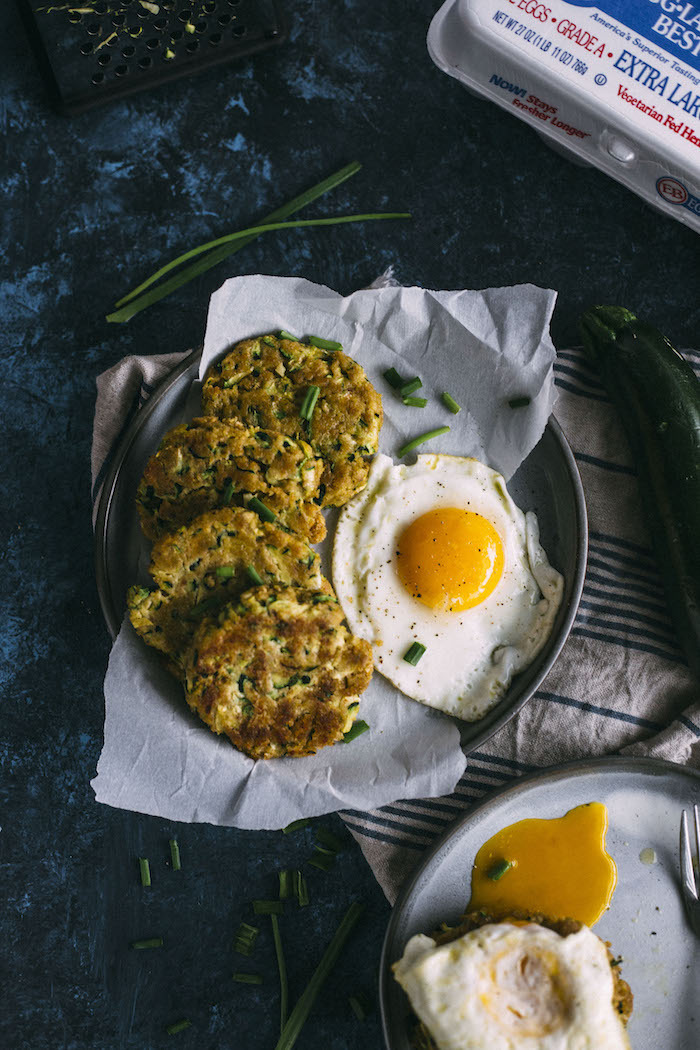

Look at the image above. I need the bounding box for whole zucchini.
[579,306,700,676]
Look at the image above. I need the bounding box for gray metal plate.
[94,348,587,756]
[380,757,700,1050]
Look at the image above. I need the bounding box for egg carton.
[18,0,286,115]
[428,0,700,234]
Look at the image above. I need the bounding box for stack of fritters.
[128,331,380,759]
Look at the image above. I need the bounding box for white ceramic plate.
[380,757,700,1050]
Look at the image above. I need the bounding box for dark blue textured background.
[2,1,699,1048]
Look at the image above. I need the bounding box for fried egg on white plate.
[393,922,631,1050]
[331,453,563,720]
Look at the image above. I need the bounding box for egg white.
[393,923,631,1050]
[332,453,563,720]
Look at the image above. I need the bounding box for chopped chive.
[253,899,284,914]
[222,480,235,505]
[294,870,309,907]
[402,396,427,408]
[138,858,151,888]
[487,858,513,881]
[186,597,219,620]
[403,642,426,666]
[508,396,531,409]
[233,939,256,957]
[300,385,320,422]
[279,870,291,899]
[248,497,276,523]
[383,367,404,389]
[441,392,461,414]
[315,827,344,853]
[234,922,259,955]
[236,934,257,950]
[166,1019,192,1035]
[279,330,300,342]
[273,901,365,1050]
[216,565,235,580]
[246,564,264,586]
[233,972,263,985]
[398,426,450,458]
[399,376,422,397]
[307,335,342,351]
[312,844,337,857]
[283,818,311,835]
[271,913,289,1034]
[342,720,370,743]
[348,995,370,1021]
[169,839,181,871]
[308,850,336,872]
[131,937,163,949]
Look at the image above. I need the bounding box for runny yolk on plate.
[467,802,617,927]
[395,507,504,612]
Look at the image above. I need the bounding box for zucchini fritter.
[183,586,374,759]
[127,507,326,670]
[136,416,326,543]
[201,333,383,507]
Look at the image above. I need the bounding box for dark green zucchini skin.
[580,306,700,676]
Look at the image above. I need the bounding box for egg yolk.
[395,507,504,612]
[467,803,617,927]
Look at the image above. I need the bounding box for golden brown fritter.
[127,507,326,670]
[201,333,383,507]
[136,416,326,543]
[182,585,374,759]
[408,910,633,1050]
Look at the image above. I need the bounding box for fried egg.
[332,453,563,720]
[393,922,631,1050]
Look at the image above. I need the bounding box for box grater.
[18,0,287,115]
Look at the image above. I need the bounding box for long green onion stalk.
[273,901,365,1050]
[271,913,289,1035]
[106,162,410,322]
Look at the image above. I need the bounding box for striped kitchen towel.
[91,350,188,524]
[92,344,700,903]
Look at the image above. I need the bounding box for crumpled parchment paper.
[92,275,557,829]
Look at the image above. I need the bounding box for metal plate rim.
[378,754,700,1050]
[459,413,587,755]
[94,348,200,639]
